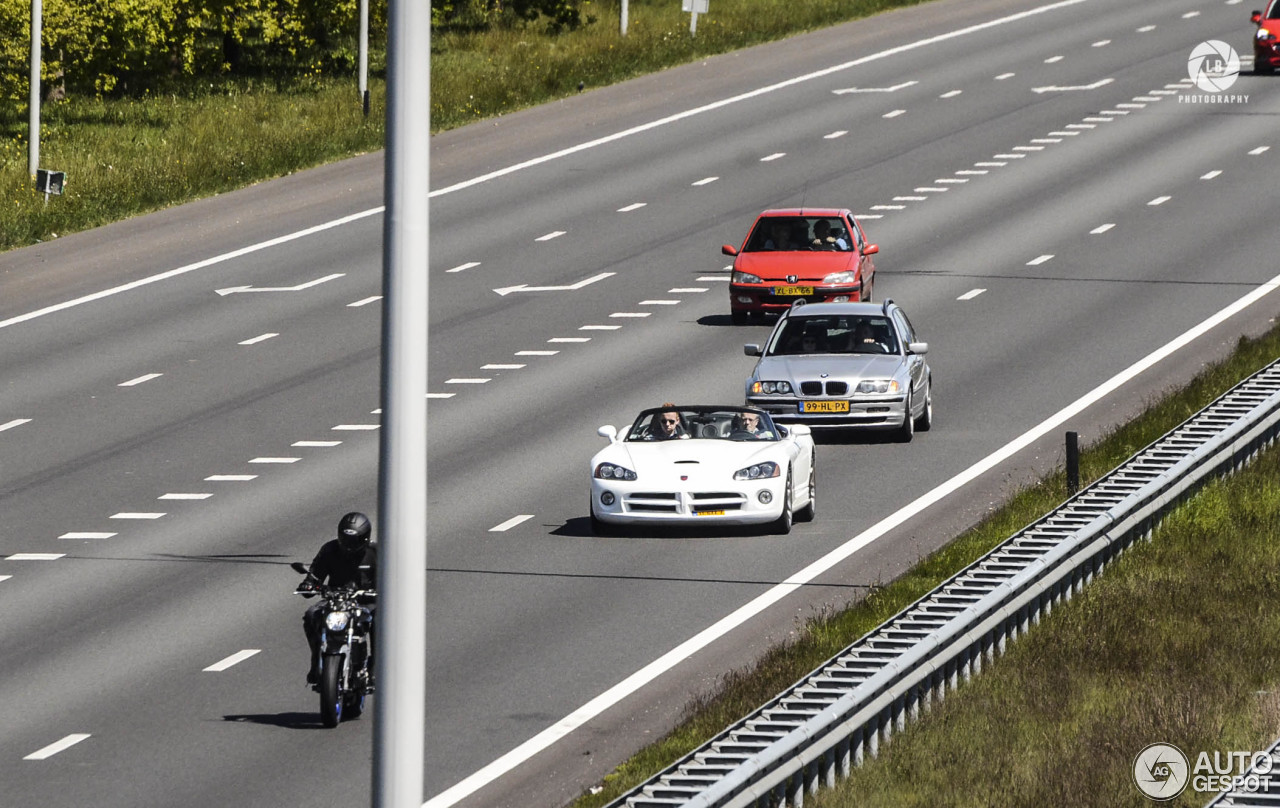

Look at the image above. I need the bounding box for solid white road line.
[204,649,261,672]
[423,267,1280,808]
[489,515,535,532]
[24,734,91,760]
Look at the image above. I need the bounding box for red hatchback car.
[722,208,878,325]
[1253,2,1280,73]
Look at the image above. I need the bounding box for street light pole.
[359,0,370,116]
[28,0,42,176]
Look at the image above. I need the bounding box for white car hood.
[755,353,905,381]
[596,440,782,486]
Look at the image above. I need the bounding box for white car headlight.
[734,461,780,480]
[594,462,637,481]
[855,379,901,394]
[325,611,350,631]
[751,380,793,395]
[732,270,764,284]
[822,271,858,284]
[1258,28,1276,42]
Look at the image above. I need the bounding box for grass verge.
[568,321,1280,807]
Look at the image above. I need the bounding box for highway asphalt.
[2,0,1278,806]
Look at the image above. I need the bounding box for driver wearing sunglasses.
[646,404,690,441]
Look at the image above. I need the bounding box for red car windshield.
[744,217,852,253]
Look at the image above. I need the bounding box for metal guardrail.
[1205,735,1280,807]
[608,360,1280,808]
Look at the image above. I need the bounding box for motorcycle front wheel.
[320,655,345,728]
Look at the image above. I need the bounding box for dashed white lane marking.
[640,300,680,306]
[1030,138,1061,144]
[517,350,559,356]
[1115,102,1146,109]
[549,337,591,343]
[994,153,1027,159]
[483,363,526,369]
[1091,223,1116,234]
[894,196,927,202]
[958,289,986,300]
[112,512,165,519]
[206,474,258,481]
[294,440,342,447]
[833,80,918,94]
[960,168,993,173]
[535,231,566,242]
[860,214,883,220]
[580,325,622,331]
[24,734,91,760]
[446,378,490,384]
[1013,145,1045,151]
[427,393,456,399]
[871,205,906,211]
[446,262,481,274]
[1083,116,1112,122]
[1048,131,1078,136]
[609,312,651,319]
[1148,196,1171,206]
[995,72,1015,80]
[490,515,534,532]
[1137,24,1156,32]
[1133,96,1160,102]
[692,177,719,186]
[824,130,848,139]
[1027,255,1055,266]
[617,203,647,212]
[1181,9,1199,17]
[670,288,708,294]
[935,178,968,184]
[882,109,906,118]
[0,575,10,583]
[1045,55,1064,63]
[159,493,212,500]
[1249,146,1270,156]
[1099,109,1130,116]
[119,373,162,387]
[1066,123,1096,129]
[7,553,64,560]
[239,333,278,346]
[940,89,963,98]
[249,457,300,464]
[348,296,383,306]
[915,187,948,193]
[204,649,261,672]
[1,418,32,432]
[1092,39,1111,47]
[760,152,786,162]
[698,276,730,282]
[1201,170,1222,180]
[59,532,116,539]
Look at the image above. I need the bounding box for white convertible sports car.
[589,405,816,535]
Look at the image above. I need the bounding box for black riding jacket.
[304,540,377,591]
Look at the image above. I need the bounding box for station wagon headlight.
[855,379,900,394]
[734,461,780,481]
[732,270,764,284]
[595,462,637,481]
[325,611,350,632]
[751,380,793,395]
[822,271,857,284]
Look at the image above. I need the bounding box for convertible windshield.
[626,408,780,441]
[742,216,852,253]
[767,315,899,356]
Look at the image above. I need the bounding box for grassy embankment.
[0,0,926,254]
[569,323,1280,807]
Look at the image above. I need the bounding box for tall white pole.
[690,7,698,36]
[28,0,42,176]
[373,0,428,804]
[620,0,628,36]
[358,0,370,115]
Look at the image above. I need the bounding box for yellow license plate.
[800,400,850,413]
[695,509,726,516]
[775,286,814,296]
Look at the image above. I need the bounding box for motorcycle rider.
[296,512,378,684]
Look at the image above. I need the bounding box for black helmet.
[337,512,371,553]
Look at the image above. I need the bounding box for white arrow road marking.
[493,272,614,296]
[25,734,91,760]
[833,80,917,94]
[1033,77,1114,93]
[216,273,344,296]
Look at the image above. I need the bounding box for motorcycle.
[291,561,375,728]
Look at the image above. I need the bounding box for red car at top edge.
[722,208,879,325]
[1253,1,1280,73]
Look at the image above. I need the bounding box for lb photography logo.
[1181,40,1249,104]
[1133,743,1276,801]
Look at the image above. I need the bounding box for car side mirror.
[721,244,739,257]
[1253,10,1263,24]
[789,424,812,437]
[744,343,762,357]
[863,243,879,256]
[598,425,618,443]
[907,341,929,355]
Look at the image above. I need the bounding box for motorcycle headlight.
[325,611,351,631]
[855,379,900,394]
[594,462,637,481]
[732,270,764,284]
[822,271,858,284]
[751,380,793,395]
[734,461,780,481]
